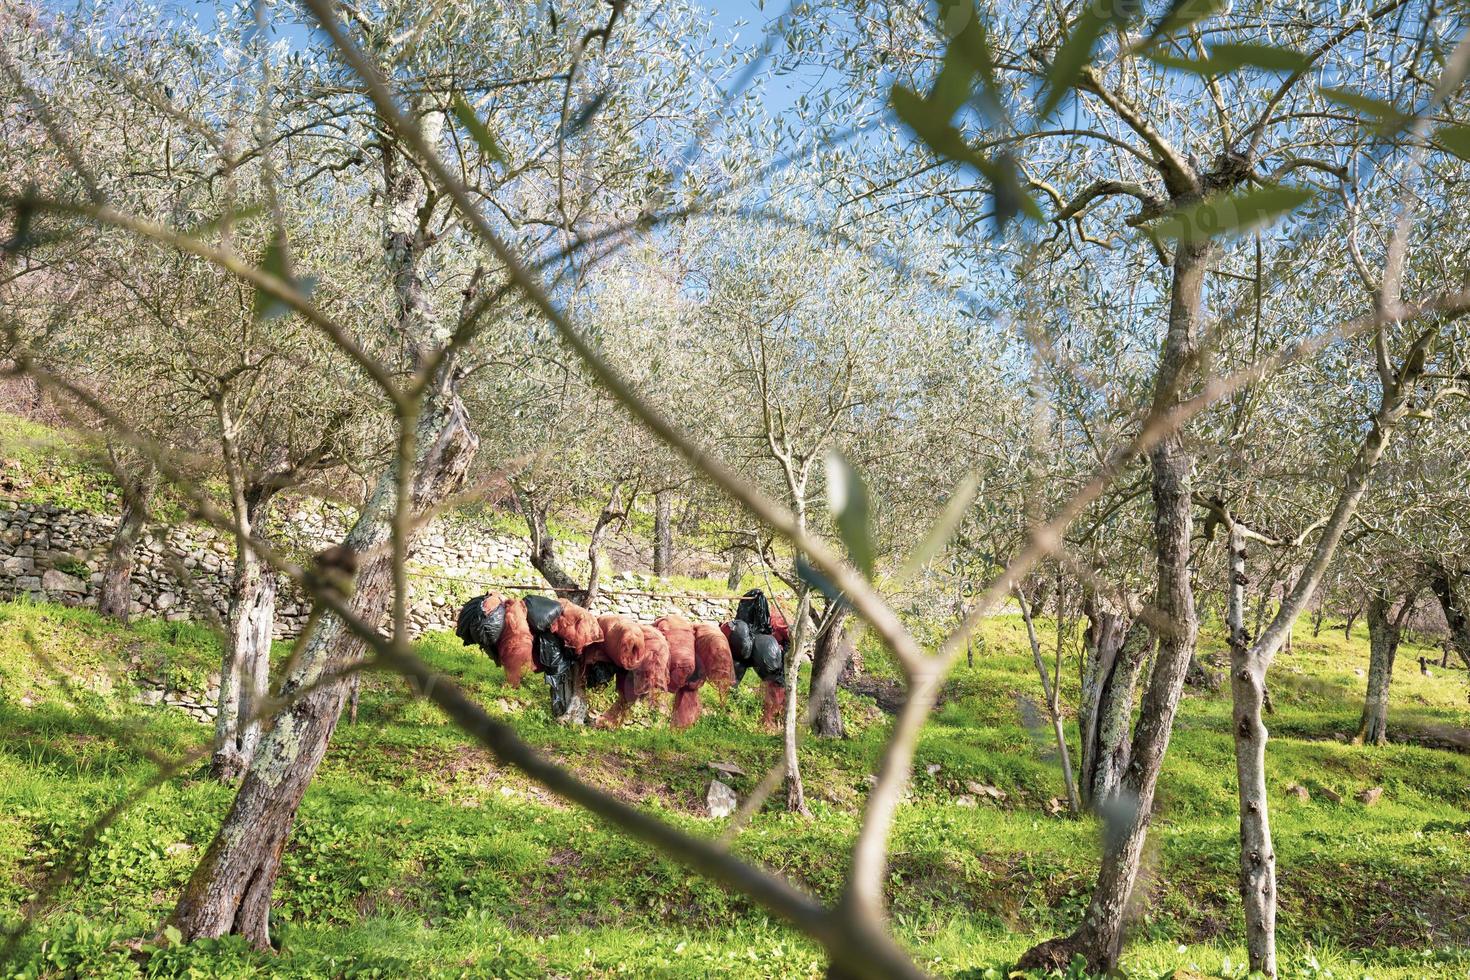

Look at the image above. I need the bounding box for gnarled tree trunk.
[725,546,745,590]
[1354,589,1398,746]
[1430,567,1470,671]
[515,486,585,602]
[1077,599,1150,813]
[213,537,277,780]
[171,393,476,948]
[97,460,153,621]
[1355,588,1419,746]
[213,486,280,781]
[809,601,852,738]
[171,105,478,949]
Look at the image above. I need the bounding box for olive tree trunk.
[1224,522,1277,977]
[171,105,478,948]
[1223,324,1427,977]
[1077,603,1151,812]
[1430,567,1470,671]
[808,601,852,739]
[652,489,672,577]
[212,534,278,781]
[1017,588,1080,815]
[97,462,153,621]
[1018,235,1212,974]
[170,394,476,947]
[1353,589,1397,746]
[783,588,814,815]
[725,546,745,590]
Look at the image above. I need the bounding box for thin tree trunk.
[1225,523,1277,977]
[1353,588,1397,746]
[1219,324,1428,977]
[1018,235,1212,974]
[97,464,152,621]
[726,547,745,590]
[1252,582,1272,642]
[1017,588,1080,815]
[809,602,852,739]
[652,489,672,577]
[1343,602,1360,641]
[783,588,813,815]
[1311,604,1324,637]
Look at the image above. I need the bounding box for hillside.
[1,599,1466,978]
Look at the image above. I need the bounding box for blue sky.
[145,0,817,120]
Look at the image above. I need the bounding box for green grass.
[0,599,1467,978]
[0,411,118,513]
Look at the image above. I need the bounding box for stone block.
[41,568,87,593]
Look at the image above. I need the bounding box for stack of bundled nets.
[457,589,783,730]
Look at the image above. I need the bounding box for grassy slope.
[0,411,118,513]
[0,600,1466,979]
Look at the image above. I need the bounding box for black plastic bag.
[532,631,574,675]
[752,633,785,685]
[726,620,754,687]
[456,595,506,659]
[523,593,564,632]
[455,595,486,646]
[584,660,617,689]
[735,589,772,634]
[727,619,754,664]
[478,600,505,649]
[547,670,575,716]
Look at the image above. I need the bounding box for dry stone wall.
[0,498,743,636]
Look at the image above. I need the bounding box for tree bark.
[171,393,475,948]
[1018,235,1212,974]
[809,602,852,739]
[725,546,745,590]
[581,480,627,609]
[97,462,153,621]
[213,532,277,780]
[1077,601,1150,813]
[783,588,813,815]
[652,489,672,577]
[212,476,280,780]
[1225,523,1277,978]
[1353,588,1398,746]
[515,485,586,602]
[1429,567,1470,671]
